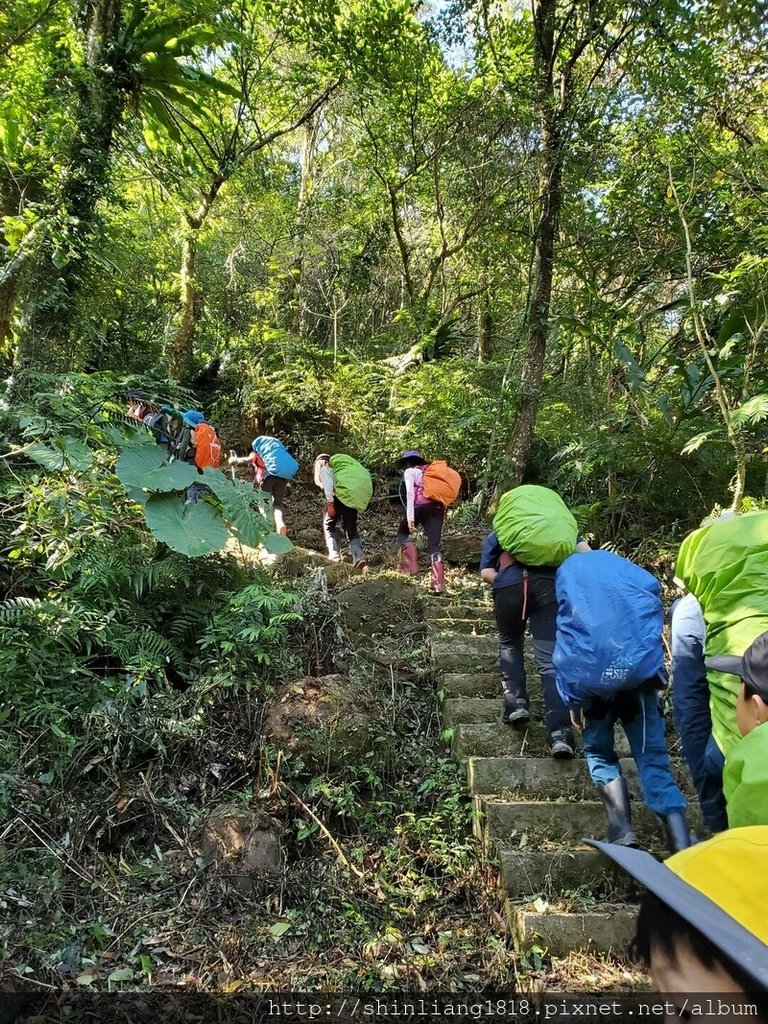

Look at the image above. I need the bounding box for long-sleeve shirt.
[403,466,427,523]
[318,465,335,502]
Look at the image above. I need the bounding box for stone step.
[499,849,633,899]
[453,721,633,760]
[431,636,497,673]
[478,798,663,847]
[454,722,559,758]
[424,603,494,622]
[429,618,497,636]
[507,902,637,957]
[469,754,693,800]
[468,756,596,800]
[444,697,543,727]
[441,673,501,698]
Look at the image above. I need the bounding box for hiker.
[674,509,768,823]
[395,450,461,595]
[314,453,371,570]
[670,592,728,834]
[175,410,222,502]
[480,484,589,759]
[555,549,691,853]
[706,630,768,829]
[588,828,768,1004]
[143,404,178,453]
[229,435,298,536]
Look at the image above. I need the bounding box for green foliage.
[0,372,297,772]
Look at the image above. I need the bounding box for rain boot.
[324,517,342,563]
[596,778,639,847]
[663,811,692,853]
[350,538,367,572]
[399,541,419,576]
[430,553,446,595]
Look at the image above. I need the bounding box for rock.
[335,577,423,638]
[293,528,325,551]
[265,674,375,772]
[201,803,284,891]
[440,534,485,566]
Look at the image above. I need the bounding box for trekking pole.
[229,449,238,481]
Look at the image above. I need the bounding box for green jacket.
[725,723,768,829]
[675,510,768,757]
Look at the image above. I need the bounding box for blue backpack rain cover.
[553,550,664,709]
[251,436,299,480]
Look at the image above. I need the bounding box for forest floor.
[0,485,646,1000]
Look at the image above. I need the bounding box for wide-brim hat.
[706,630,768,699]
[182,410,205,427]
[586,826,768,989]
[398,449,426,465]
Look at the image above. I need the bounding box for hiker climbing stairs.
[426,591,696,962]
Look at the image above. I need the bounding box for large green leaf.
[117,444,198,491]
[201,469,271,548]
[144,494,228,556]
[263,533,293,554]
[27,438,93,473]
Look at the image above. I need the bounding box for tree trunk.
[170,225,198,380]
[499,0,562,491]
[0,260,20,350]
[477,266,492,362]
[15,0,124,366]
[291,116,320,337]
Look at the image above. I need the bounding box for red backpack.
[422,460,462,507]
[193,423,222,469]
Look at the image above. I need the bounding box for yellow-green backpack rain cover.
[675,510,768,757]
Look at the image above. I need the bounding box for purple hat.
[399,449,426,464]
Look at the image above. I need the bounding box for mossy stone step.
[499,849,633,900]
[507,902,638,957]
[454,722,558,758]
[468,756,595,799]
[441,673,537,698]
[424,603,494,622]
[453,721,631,760]
[478,797,663,847]
[444,697,544,727]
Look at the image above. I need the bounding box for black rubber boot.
[663,811,692,853]
[596,778,639,847]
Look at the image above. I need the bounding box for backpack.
[252,436,299,480]
[422,460,462,508]
[328,454,373,512]
[193,423,222,469]
[553,550,665,708]
[492,485,577,566]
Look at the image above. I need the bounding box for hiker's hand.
[570,709,584,731]
[326,503,336,519]
[408,521,416,534]
[227,454,238,465]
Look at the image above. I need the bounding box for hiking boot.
[399,541,419,576]
[549,728,575,760]
[350,539,366,572]
[502,698,530,725]
[663,811,693,854]
[430,554,446,595]
[596,778,639,847]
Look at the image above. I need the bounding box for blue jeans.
[670,595,727,832]
[493,572,570,736]
[582,683,687,817]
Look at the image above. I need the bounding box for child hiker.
[554,548,691,854]
[314,453,371,570]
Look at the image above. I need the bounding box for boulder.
[265,674,374,772]
[201,803,284,891]
[441,533,485,566]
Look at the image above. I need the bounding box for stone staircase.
[426,592,692,962]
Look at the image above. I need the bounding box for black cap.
[706,629,768,698]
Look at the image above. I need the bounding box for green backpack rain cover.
[492,485,577,567]
[329,454,373,512]
[675,510,768,758]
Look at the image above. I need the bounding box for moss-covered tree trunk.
[15,0,125,367]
